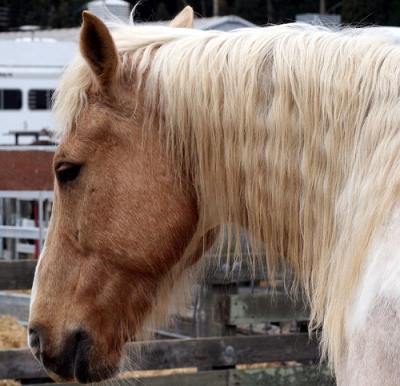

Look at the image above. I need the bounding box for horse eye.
[56,163,82,185]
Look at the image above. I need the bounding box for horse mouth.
[42,351,120,384]
[29,326,120,383]
[46,364,119,384]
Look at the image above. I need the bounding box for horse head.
[27,7,210,383]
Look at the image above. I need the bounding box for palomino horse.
[28,7,400,385]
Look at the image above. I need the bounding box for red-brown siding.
[0,149,55,190]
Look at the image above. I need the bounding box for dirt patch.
[237,361,297,369]
[0,380,21,386]
[121,368,197,378]
[0,316,25,386]
[0,315,28,349]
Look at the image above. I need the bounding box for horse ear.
[80,11,120,87]
[170,6,194,28]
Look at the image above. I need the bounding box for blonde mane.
[53,23,400,371]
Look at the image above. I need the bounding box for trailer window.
[0,89,22,110]
[28,89,54,110]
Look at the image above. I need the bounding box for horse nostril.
[28,328,41,360]
[40,328,86,382]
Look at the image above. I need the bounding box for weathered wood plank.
[228,293,310,324]
[0,260,36,290]
[124,334,320,371]
[228,366,335,386]
[32,367,335,386]
[107,371,226,386]
[0,348,48,379]
[196,284,236,339]
[0,334,321,379]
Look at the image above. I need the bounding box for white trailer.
[0,39,77,145]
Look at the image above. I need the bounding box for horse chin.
[47,372,75,384]
[41,353,120,384]
[75,362,120,384]
[45,359,120,384]
[47,369,119,384]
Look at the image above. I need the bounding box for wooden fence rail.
[0,260,36,290]
[228,293,310,324]
[0,334,321,379]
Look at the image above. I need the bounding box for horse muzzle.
[28,325,119,383]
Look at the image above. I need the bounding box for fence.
[0,259,335,385]
[0,190,53,260]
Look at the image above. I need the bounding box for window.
[0,89,22,110]
[28,89,54,110]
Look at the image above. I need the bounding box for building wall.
[0,148,55,190]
